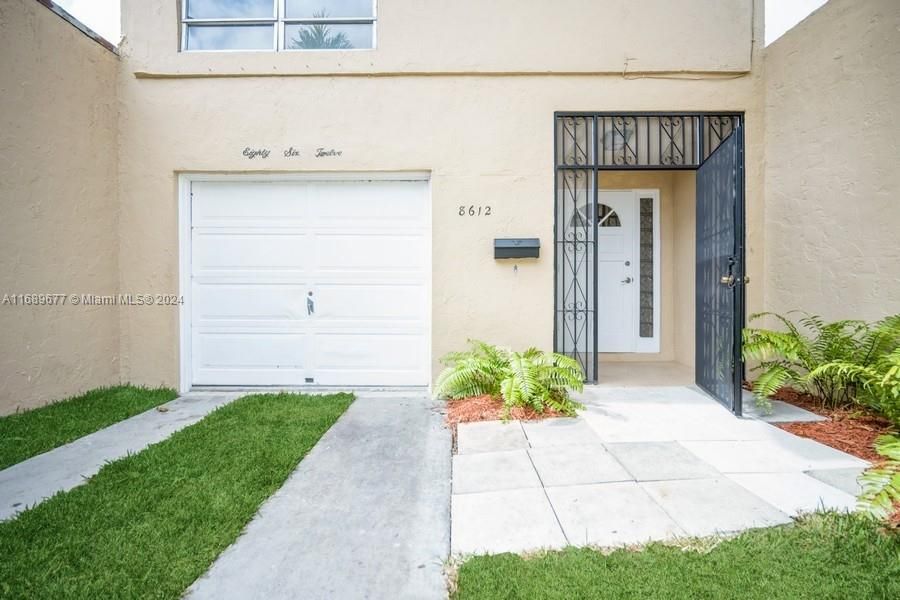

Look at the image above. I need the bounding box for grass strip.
[0,392,353,599]
[454,513,900,600]
[0,385,178,470]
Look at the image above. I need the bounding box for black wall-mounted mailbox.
[494,238,540,259]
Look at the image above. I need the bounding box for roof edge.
[34,0,118,55]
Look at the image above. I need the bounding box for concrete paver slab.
[452,450,540,494]
[547,482,685,547]
[528,445,632,487]
[451,488,566,555]
[521,418,602,447]
[605,442,721,481]
[741,391,827,423]
[680,434,868,474]
[726,472,857,516]
[641,478,792,537]
[457,421,528,454]
[805,467,865,496]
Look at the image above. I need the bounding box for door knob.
[720,275,735,286]
[621,277,633,284]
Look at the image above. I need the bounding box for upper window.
[181,0,376,51]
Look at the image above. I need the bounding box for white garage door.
[189,179,430,387]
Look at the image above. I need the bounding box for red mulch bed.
[764,387,895,462]
[446,395,564,425]
[445,395,564,450]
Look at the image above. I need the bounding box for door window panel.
[639,197,654,338]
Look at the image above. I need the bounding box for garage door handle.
[306,292,315,316]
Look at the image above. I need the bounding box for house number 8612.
[458,205,492,216]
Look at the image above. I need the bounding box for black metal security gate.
[695,128,744,414]
[554,113,745,413]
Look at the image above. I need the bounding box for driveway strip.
[0,392,240,521]
[187,393,451,600]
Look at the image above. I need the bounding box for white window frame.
[180,0,377,52]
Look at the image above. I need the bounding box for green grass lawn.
[454,514,900,600]
[0,392,352,600]
[0,385,177,470]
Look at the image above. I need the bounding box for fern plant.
[435,340,585,416]
[742,312,900,413]
[809,346,900,427]
[857,434,900,522]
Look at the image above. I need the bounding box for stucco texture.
[127,0,754,76]
[0,0,120,414]
[115,0,767,390]
[764,0,900,322]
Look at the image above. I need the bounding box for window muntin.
[181,0,376,51]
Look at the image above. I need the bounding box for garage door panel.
[192,283,310,323]
[192,332,312,385]
[313,283,427,321]
[309,181,427,227]
[315,334,423,369]
[193,232,312,275]
[315,234,426,271]
[193,182,309,228]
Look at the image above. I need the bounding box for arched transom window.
[569,203,621,229]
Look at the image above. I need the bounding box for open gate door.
[695,125,745,415]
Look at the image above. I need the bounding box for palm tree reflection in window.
[289,11,353,49]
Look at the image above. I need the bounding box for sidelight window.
[181,0,376,51]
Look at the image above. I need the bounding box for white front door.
[596,191,637,352]
[189,179,430,387]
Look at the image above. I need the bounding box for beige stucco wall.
[116,0,766,390]
[127,0,753,76]
[673,171,697,367]
[0,0,120,414]
[764,0,900,322]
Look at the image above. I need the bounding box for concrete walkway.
[0,391,240,521]
[187,393,452,600]
[451,386,868,555]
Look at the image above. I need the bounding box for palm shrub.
[435,340,585,416]
[742,312,900,414]
[857,434,900,522]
